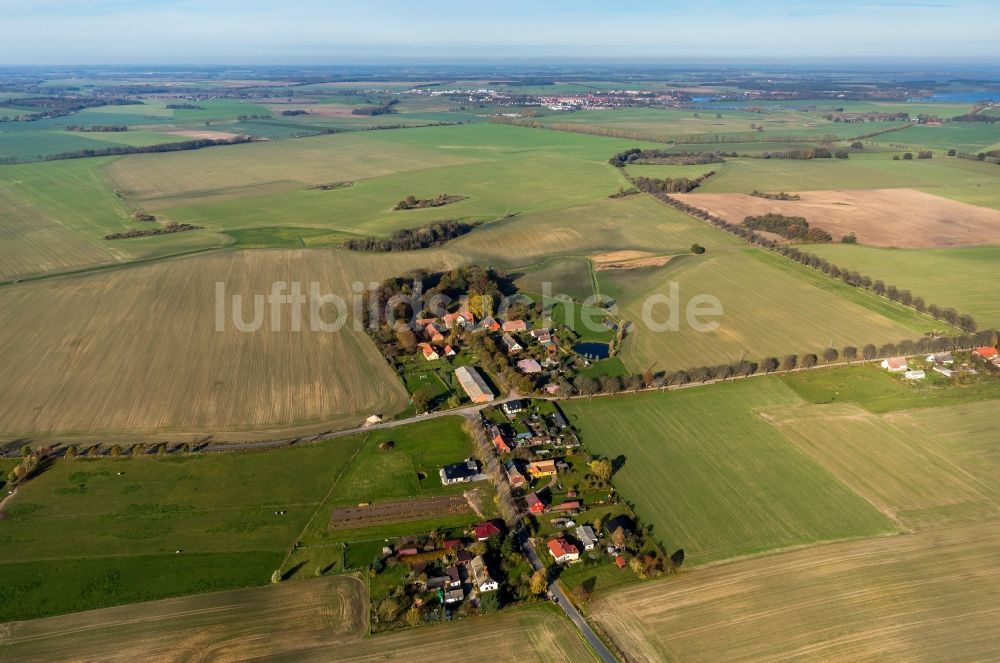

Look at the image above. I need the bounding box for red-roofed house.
[493,430,513,453]
[551,500,581,513]
[443,344,457,357]
[424,323,445,344]
[480,316,501,332]
[418,342,439,361]
[881,356,908,372]
[526,491,546,514]
[547,537,580,564]
[502,320,527,332]
[443,539,462,550]
[473,522,501,541]
[615,555,628,569]
[973,346,998,360]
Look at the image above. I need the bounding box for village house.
[881,356,908,372]
[502,399,526,416]
[492,427,513,454]
[502,319,528,332]
[424,322,445,343]
[904,369,926,380]
[443,344,457,357]
[551,500,581,514]
[927,352,954,365]
[470,554,499,592]
[418,342,439,361]
[528,459,557,478]
[526,491,546,514]
[547,537,580,564]
[473,521,502,541]
[479,316,501,332]
[443,310,475,329]
[576,525,598,551]
[973,346,999,361]
[517,358,542,374]
[501,333,523,354]
[454,365,495,403]
[439,458,480,485]
[444,588,465,604]
[505,459,526,488]
[445,564,463,589]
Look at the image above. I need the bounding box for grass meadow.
[0,417,477,621]
[562,378,895,565]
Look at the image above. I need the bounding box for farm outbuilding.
[454,366,495,403]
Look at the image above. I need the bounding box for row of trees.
[65,125,128,132]
[546,329,997,399]
[344,220,477,252]
[754,147,848,160]
[104,222,198,240]
[632,182,980,334]
[750,190,800,200]
[46,135,254,161]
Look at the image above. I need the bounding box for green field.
[625,150,1000,209]
[604,245,938,372]
[532,106,855,142]
[804,243,1000,328]
[0,417,478,621]
[876,122,1000,153]
[563,378,895,564]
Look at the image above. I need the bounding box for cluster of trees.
[393,194,467,210]
[632,185,979,333]
[352,98,399,116]
[363,266,515,332]
[750,190,800,200]
[236,114,272,121]
[344,220,477,252]
[45,135,254,161]
[132,212,156,222]
[165,103,204,110]
[280,109,309,116]
[104,222,198,240]
[608,186,639,198]
[951,113,998,123]
[743,213,833,243]
[6,447,45,488]
[756,147,847,160]
[954,150,1000,165]
[64,124,128,132]
[632,172,715,195]
[608,148,728,167]
[0,96,140,122]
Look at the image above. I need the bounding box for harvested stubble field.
[0,576,368,663]
[591,521,1000,663]
[677,188,1000,248]
[0,250,415,440]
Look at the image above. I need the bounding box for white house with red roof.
[547,537,580,564]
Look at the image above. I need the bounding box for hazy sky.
[1,0,997,64]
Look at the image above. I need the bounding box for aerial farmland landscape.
[2,2,1000,662]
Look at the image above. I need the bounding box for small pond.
[573,342,611,360]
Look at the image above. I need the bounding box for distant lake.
[911,92,999,103]
[573,342,610,360]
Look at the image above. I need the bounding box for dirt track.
[678,188,1000,248]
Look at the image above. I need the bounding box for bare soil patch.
[591,250,672,271]
[328,494,472,531]
[166,129,245,140]
[677,188,1000,248]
